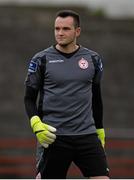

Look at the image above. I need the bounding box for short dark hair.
[56,10,80,28]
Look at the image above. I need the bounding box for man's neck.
[55,44,79,54]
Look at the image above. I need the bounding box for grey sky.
[0,0,134,18]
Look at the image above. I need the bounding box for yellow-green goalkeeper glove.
[30,116,57,148]
[96,128,105,147]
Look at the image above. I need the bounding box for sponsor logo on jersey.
[28,61,37,72]
[78,58,88,69]
[49,59,64,63]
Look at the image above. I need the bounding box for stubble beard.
[58,39,75,48]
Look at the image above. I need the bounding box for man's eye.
[63,27,70,30]
[55,27,60,30]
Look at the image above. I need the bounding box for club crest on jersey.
[78,58,88,69]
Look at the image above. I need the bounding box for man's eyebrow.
[55,26,71,29]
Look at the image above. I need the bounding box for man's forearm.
[24,86,38,119]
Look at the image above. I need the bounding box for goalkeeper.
[24,10,109,179]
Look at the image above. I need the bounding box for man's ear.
[76,27,81,37]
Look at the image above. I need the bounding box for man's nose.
[58,29,64,35]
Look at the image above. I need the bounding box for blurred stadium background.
[0,0,134,178]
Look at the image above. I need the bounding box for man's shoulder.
[80,46,103,70]
[80,46,100,57]
[32,46,55,59]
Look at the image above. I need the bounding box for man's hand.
[30,116,57,148]
[96,128,105,147]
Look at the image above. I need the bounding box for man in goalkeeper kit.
[24,10,109,179]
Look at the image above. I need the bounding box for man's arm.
[24,86,56,148]
[92,82,105,147]
[91,53,105,147]
[92,82,103,129]
[24,53,57,148]
[24,86,38,119]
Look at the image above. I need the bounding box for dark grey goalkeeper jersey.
[25,45,103,135]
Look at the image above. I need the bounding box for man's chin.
[58,43,68,47]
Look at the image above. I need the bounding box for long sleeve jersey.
[24,45,103,135]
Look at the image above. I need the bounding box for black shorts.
[36,133,109,178]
